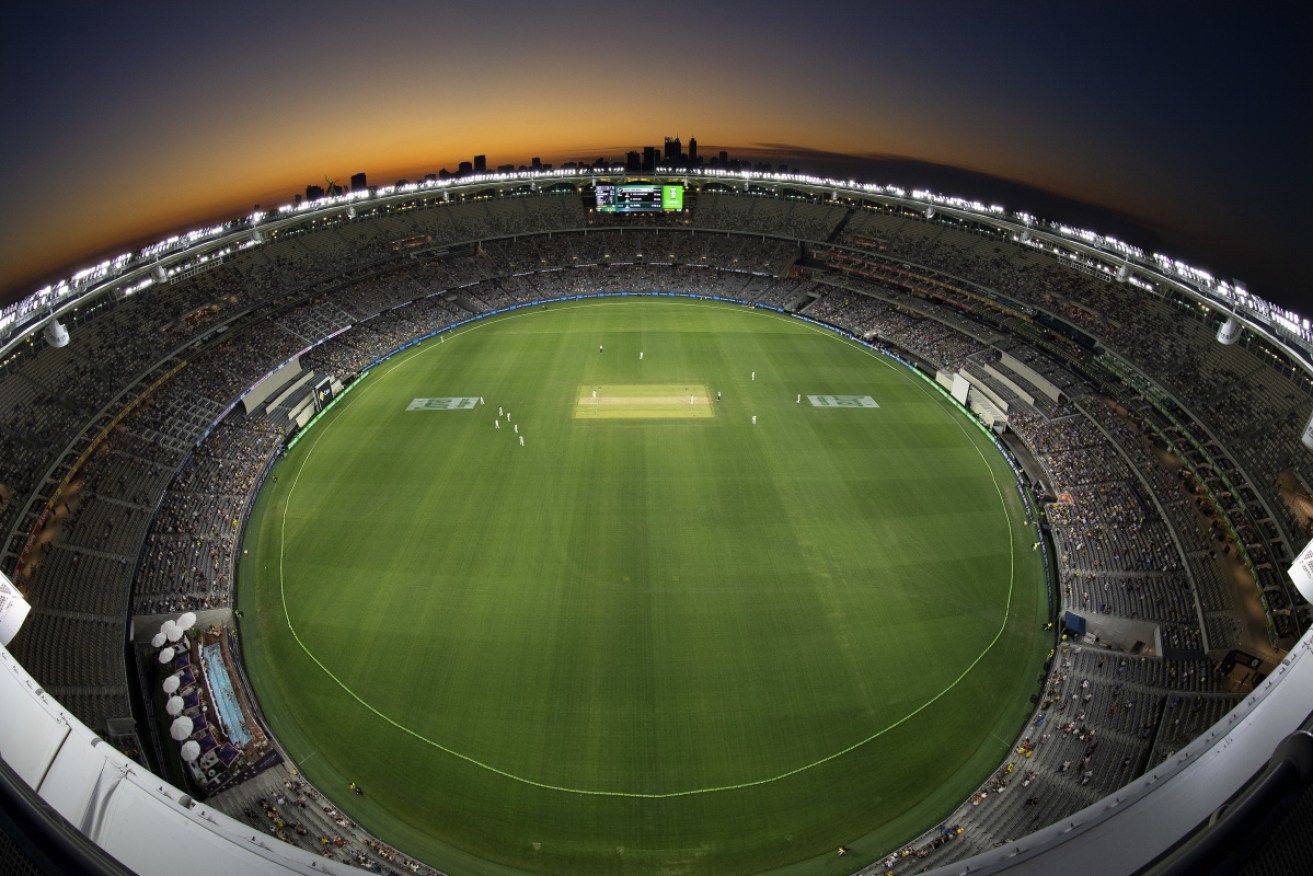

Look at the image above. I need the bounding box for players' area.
[238,298,1048,876]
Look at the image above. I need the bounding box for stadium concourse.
[1,179,1311,875]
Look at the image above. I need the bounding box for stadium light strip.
[3,168,1311,370]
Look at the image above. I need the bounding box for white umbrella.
[178,612,197,631]
[169,716,194,741]
[165,696,185,716]
[158,647,175,664]
[160,620,178,637]
[150,633,167,648]
[165,624,184,643]
[162,675,180,695]
[180,740,201,762]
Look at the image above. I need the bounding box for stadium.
[2,169,1312,876]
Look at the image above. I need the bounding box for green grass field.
[238,298,1049,875]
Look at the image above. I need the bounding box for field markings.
[405,397,480,411]
[807,395,879,408]
[273,299,1025,799]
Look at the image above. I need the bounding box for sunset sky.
[3,2,1308,310]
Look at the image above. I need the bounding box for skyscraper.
[663,137,681,166]
[688,138,698,167]
[350,172,368,192]
[473,155,487,173]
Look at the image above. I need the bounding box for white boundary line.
[271,298,1028,798]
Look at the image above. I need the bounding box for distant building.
[305,184,325,201]
[497,164,514,173]
[473,155,487,173]
[688,138,698,166]
[663,137,681,166]
[350,172,367,192]
[625,151,641,172]
[458,161,473,175]
[642,146,657,172]
[531,157,542,170]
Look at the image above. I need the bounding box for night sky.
[3,2,1309,311]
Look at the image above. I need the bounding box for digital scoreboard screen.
[595,184,684,213]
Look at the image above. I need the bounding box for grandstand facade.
[2,169,1312,875]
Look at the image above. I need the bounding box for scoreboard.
[596,184,684,213]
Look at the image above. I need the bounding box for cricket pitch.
[574,383,715,419]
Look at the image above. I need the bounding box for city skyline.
[2,2,1307,309]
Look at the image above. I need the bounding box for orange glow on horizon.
[1,123,1126,309]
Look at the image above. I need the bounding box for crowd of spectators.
[5,190,1309,561]
[223,766,442,874]
[830,211,1309,581]
[802,285,988,370]
[133,417,283,616]
[884,641,1238,874]
[850,353,1289,869]
[2,188,1310,874]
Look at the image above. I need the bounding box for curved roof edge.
[924,629,1313,875]
[3,169,1308,369]
[0,644,384,876]
[3,628,1311,876]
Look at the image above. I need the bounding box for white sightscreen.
[241,356,303,414]
[0,569,31,646]
[1288,537,1313,603]
[951,372,971,406]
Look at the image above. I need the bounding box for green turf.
[238,298,1049,875]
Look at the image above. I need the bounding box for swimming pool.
[202,643,252,747]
